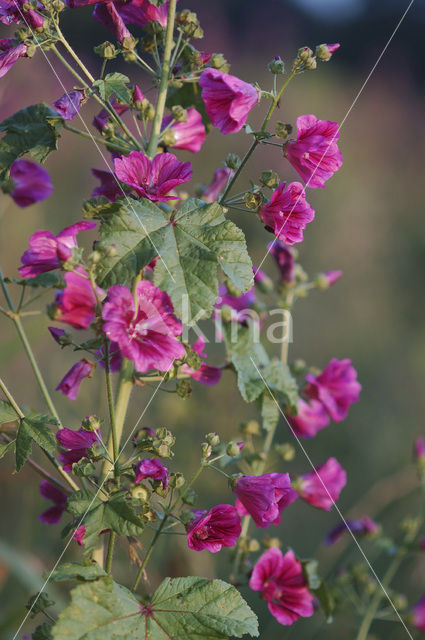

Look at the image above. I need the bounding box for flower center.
[195,525,209,540]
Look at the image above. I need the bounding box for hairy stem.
[146,0,177,158]
[104,342,119,480]
[105,531,116,574]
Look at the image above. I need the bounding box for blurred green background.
[1,0,425,637]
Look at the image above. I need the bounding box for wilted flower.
[38,481,67,524]
[267,241,296,285]
[56,426,100,472]
[249,548,314,626]
[0,0,45,28]
[305,358,361,422]
[102,280,185,373]
[162,108,206,153]
[8,159,53,208]
[53,90,85,121]
[288,398,330,439]
[296,458,347,511]
[134,458,169,488]
[181,336,222,386]
[199,68,259,134]
[19,221,96,278]
[234,473,297,528]
[286,114,342,189]
[93,2,131,43]
[186,504,241,552]
[56,359,95,401]
[114,151,192,201]
[0,39,27,78]
[53,269,103,330]
[259,181,315,245]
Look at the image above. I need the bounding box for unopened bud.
[88,250,102,265]
[275,121,292,139]
[263,536,281,549]
[297,46,313,62]
[169,472,185,489]
[185,349,201,370]
[131,485,150,502]
[171,105,188,122]
[162,129,177,147]
[94,41,117,59]
[205,432,220,446]
[226,442,242,458]
[140,98,155,122]
[182,489,197,505]
[268,56,285,75]
[225,153,241,171]
[81,415,102,432]
[414,437,425,464]
[248,538,260,552]
[315,43,340,62]
[52,0,65,11]
[275,443,295,461]
[244,191,262,210]
[156,428,175,446]
[240,420,260,435]
[210,53,228,71]
[176,378,192,398]
[201,442,212,458]
[122,50,137,63]
[304,56,317,70]
[260,170,280,189]
[104,244,117,259]
[154,443,172,458]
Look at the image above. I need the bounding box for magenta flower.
[259,181,315,246]
[215,284,257,325]
[0,39,27,78]
[0,0,45,27]
[162,108,206,153]
[93,2,131,44]
[297,458,347,511]
[93,100,128,132]
[414,437,425,461]
[286,115,342,189]
[96,340,123,373]
[91,168,122,202]
[412,595,425,631]
[116,0,175,28]
[249,548,314,626]
[102,280,185,373]
[134,458,169,488]
[56,359,95,401]
[267,241,296,285]
[288,398,330,439]
[202,168,232,202]
[133,85,144,104]
[54,269,103,330]
[56,426,100,472]
[53,90,85,121]
[325,516,379,545]
[8,159,53,208]
[38,481,67,524]
[233,473,297,529]
[316,43,340,61]
[181,336,222,386]
[114,151,192,202]
[199,68,259,134]
[323,270,342,286]
[19,221,96,278]
[305,358,361,422]
[73,525,86,546]
[48,327,66,344]
[186,504,241,553]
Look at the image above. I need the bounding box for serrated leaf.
[67,490,145,554]
[261,360,299,414]
[48,562,107,583]
[260,391,279,431]
[0,103,62,176]
[223,322,269,402]
[0,400,18,424]
[93,73,131,103]
[94,197,253,324]
[15,416,57,472]
[52,576,259,640]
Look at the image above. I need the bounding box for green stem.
[220,69,297,204]
[146,0,177,158]
[104,341,119,480]
[63,124,132,153]
[105,531,116,574]
[54,22,95,83]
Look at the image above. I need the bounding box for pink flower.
[162,108,206,153]
[54,269,103,330]
[259,181,315,246]
[114,151,192,202]
[412,594,425,631]
[286,115,342,189]
[288,398,330,439]
[323,270,342,286]
[267,241,296,284]
[0,0,45,27]
[38,481,67,524]
[134,458,169,488]
[19,221,96,278]
[305,358,361,422]
[53,90,85,121]
[73,525,86,546]
[0,39,27,78]
[202,168,232,202]
[186,504,241,552]
[93,2,132,44]
[215,284,257,325]
[316,43,340,62]
[199,68,259,134]
[325,516,379,545]
[132,84,144,104]
[116,0,175,28]
[91,168,122,202]
[56,426,100,472]
[8,159,53,208]
[249,548,314,626]
[414,437,425,461]
[297,458,347,511]
[102,280,185,373]
[233,473,297,529]
[56,359,95,401]
[181,336,222,386]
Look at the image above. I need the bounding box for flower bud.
[156,428,175,446]
[185,349,201,370]
[162,129,177,147]
[176,378,192,398]
[104,244,117,259]
[315,270,343,290]
[225,153,241,171]
[239,420,260,435]
[154,443,172,458]
[297,46,313,62]
[122,50,137,63]
[226,442,242,458]
[88,250,102,265]
[263,535,282,549]
[132,84,144,107]
[304,56,317,70]
[140,98,155,122]
[205,432,220,446]
[176,10,203,38]
[131,485,150,502]
[243,191,262,210]
[291,358,306,374]
[315,43,340,62]
[210,53,229,71]
[182,489,197,505]
[260,170,280,189]
[171,105,188,122]
[275,121,292,139]
[275,443,295,461]
[81,415,102,432]
[201,442,212,459]
[268,56,285,75]
[248,538,260,552]
[169,472,185,488]
[94,41,117,59]
[52,0,65,11]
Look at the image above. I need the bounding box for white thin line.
[250,357,414,639]
[12,374,167,640]
[254,0,415,277]
[11,1,175,283]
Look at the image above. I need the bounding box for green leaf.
[0,439,15,459]
[312,581,334,623]
[93,73,131,103]
[15,415,57,472]
[95,197,253,324]
[260,391,279,432]
[0,103,63,176]
[48,562,107,583]
[67,490,145,554]
[33,623,53,640]
[0,400,18,424]
[222,322,269,402]
[52,576,259,640]
[261,360,299,414]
